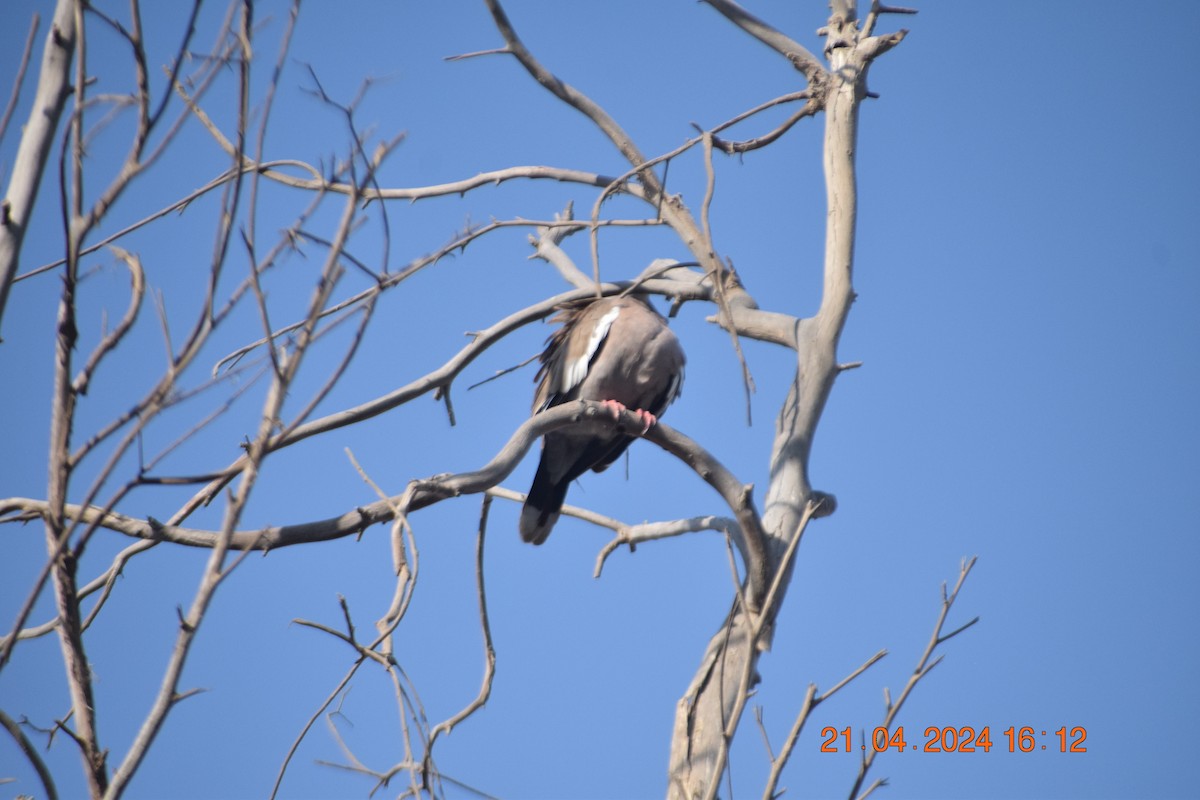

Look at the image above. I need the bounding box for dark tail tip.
[520,469,567,545]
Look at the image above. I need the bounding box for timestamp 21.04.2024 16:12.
[819,726,1088,754]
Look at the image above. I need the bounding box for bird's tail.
[519,464,568,545]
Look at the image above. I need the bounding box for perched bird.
[519,294,685,545]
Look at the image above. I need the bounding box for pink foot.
[599,400,655,434]
[601,399,627,420]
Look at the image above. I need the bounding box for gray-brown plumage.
[519,294,685,545]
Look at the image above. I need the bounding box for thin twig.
[846,557,979,800]
[271,662,366,800]
[71,247,145,395]
[425,495,496,767]
[762,649,887,800]
[0,707,58,800]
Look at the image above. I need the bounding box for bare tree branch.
[3,402,769,604]
[700,0,827,85]
[761,648,888,800]
[528,202,594,289]
[847,557,979,800]
[481,0,664,202]
[594,515,740,579]
[71,248,144,395]
[0,707,59,800]
[0,0,75,338]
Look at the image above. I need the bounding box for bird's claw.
[633,409,657,434]
[601,399,627,420]
[601,400,656,434]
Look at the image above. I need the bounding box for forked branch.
[848,557,979,800]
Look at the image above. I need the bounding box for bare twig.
[701,132,756,424]
[0,707,59,800]
[846,557,979,800]
[40,3,108,791]
[271,663,366,800]
[426,495,496,768]
[863,1,919,39]
[527,202,594,289]
[594,515,739,578]
[71,247,145,395]
[482,0,662,199]
[761,649,887,800]
[705,98,821,154]
[762,684,816,800]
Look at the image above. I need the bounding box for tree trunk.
[666,4,894,795]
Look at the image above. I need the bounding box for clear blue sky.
[2,2,1198,799]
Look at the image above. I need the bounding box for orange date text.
[819,726,1088,754]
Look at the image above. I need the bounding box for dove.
[519,295,685,544]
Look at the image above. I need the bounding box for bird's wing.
[532,297,622,413]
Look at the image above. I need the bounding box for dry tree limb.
[42,4,107,791]
[704,98,822,155]
[700,132,756,424]
[481,0,662,200]
[527,202,594,290]
[594,516,740,579]
[0,706,59,800]
[0,0,76,336]
[3,402,771,606]
[480,0,748,329]
[484,485,740,581]
[863,0,919,39]
[701,0,828,86]
[477,0,804,422]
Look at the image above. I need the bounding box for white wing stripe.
[562,305,620,394]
